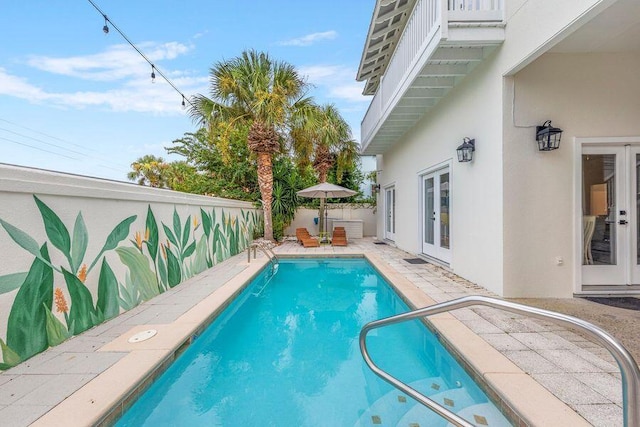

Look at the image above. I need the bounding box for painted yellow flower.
[145,228,150,241]
[193,217,200,230]
[77,264,88,283]
[134,231,143,250]
[54,287,68,314]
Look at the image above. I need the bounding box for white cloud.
[279,31,338,47]
[26,42,192,82]
[0,68,208,115]
[0,42,208,115]
[299,65,369,103]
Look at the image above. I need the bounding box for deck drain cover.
[404,258,428,264]
[128,329,157,343]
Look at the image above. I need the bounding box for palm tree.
[127,154,170,188]
[190,50,313,241]
[292,104,360,234]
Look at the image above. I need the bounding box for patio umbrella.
[297,182,357,238]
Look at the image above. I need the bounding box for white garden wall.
[285,206,376,237]
[0,164,259,368]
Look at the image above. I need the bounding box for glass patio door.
[422,167,450,263]
[384,186,395,241]
[581,145,640,285]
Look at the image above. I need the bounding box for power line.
[86,0,194,111]
[0,136,78,160]
[0,127,87,156]
[0,121,130,171]
[0,118,101,153]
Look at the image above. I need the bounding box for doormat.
[404,258,428,264]
[584,297,640,311]
[373,242,387,245]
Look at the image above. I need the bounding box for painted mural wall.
[0,165,260,369]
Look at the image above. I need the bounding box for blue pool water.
[117,258,512,426]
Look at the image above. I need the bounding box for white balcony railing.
[361,0,503,148]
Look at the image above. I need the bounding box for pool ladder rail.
[248,240,279,278]
[359,295,640,427]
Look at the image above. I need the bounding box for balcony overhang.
[358,0,504,155]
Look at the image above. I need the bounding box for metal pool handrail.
[359,295,640,427]
[248,241,278,266]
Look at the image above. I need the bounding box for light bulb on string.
[102,15,109,34]
[181,96,186,110]
[151,65,156,83]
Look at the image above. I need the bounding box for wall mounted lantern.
[456,137,475,162]
[371,183,381,193]
[536,120,563,151]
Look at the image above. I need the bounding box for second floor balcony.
[357,0,505,154]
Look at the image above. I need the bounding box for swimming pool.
[116,258,512,426]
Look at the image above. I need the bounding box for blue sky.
[0,0,374,181]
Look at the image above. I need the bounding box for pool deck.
[0,238,629,426]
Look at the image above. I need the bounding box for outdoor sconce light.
[372,183,380,193]
[456,137,475,162]
[536,120,563,151]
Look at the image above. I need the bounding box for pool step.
[396,387,475,427]
[354,377,447,427]
[448,403,511,426]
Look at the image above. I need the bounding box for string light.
[87,0,195,110]
[102,14,109,34]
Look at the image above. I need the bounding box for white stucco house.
[357,0,640,297]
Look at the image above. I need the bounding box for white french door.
[422,167,451,263]
[581,145,640,285]
[384,186,395,241]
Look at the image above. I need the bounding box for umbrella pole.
[324,195,328,241]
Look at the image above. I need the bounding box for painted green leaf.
[0,272,28,294]
[0,219,43,259]
[34,195,72,265]
[172,208,182,246]
[102,215,137,252]
[162,224,179,247]
[166,248,181,288]
[157,251,168,289]
[182,240,196,259]
[97,258,119,321]
[115,246,160,301]
[63,268,96,335]
[201,208,211,238]
[192,235,209,275]
[145,205,159,262]
[0,338,21,368]
[118,274,141,311]
[71,212,88,274]
[181,215,191,249]
[43,304,70,347]
[6,244,54,360]
[88,215,137,272]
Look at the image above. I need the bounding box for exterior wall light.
[371,183,381,193]
[536,120,563,151]
[456,137,475,162]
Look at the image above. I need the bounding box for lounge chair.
[331,227,348,246]
[296,228,320,247]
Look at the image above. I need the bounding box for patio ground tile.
[574,372,623,405]
[532,373,611,405]
[503,350,562,374]
[479,333,529,351]
[0,404,53,427]
[573,403,623,427]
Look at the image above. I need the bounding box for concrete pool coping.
[26,250,590,426]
